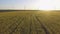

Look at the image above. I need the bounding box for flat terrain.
[0,10,60,34]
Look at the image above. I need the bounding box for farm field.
[0,10,60,34]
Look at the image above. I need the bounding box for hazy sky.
[0,0,60,10]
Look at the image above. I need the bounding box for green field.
[0,10,60,34]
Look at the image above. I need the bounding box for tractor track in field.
[0,15,50,34]
[34,15,50,34]
[29,15,37,34]
[13,16,31,34]
[31,15,42,34]
[9,17,24,34]
[1,17,25,34]
[33,15,44,34]
[29,17,32,34]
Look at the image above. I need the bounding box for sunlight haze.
[0,0,60,10]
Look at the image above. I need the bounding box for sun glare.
[39,0,55,10]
